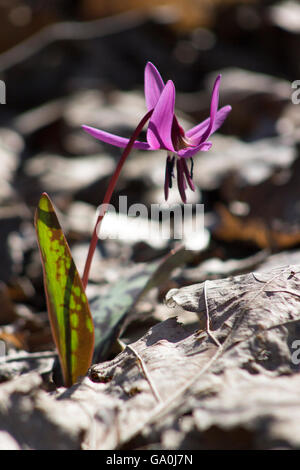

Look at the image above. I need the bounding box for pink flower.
[82,62,231,203]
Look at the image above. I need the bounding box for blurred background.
[0,0,299,354]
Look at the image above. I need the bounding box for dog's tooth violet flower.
[82,62,231,203]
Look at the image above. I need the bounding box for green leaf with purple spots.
[35,193,94,387]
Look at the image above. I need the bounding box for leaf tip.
[38,192,53,213]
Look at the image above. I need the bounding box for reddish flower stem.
[82,109,153,289]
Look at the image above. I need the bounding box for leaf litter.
[1,0,300,451]
[1,261,300,449]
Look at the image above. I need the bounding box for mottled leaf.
[35,193,94,387]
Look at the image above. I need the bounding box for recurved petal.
[82,125,151,150]
[146,80,175,152]
[144,62,165,111]
[177,141,212,159]
[186,105,232,142]
[199,74,221,142]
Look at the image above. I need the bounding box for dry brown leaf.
[214,155,300,249]
[1,264,300,449]
[81,0,257,31]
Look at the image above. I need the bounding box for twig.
[0,10,147,72]
[126,344,161,404]
[203,280,221,348]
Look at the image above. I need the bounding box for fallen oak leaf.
[165,264,300,352]
[1,265,300,449]
[119,264,300,447]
